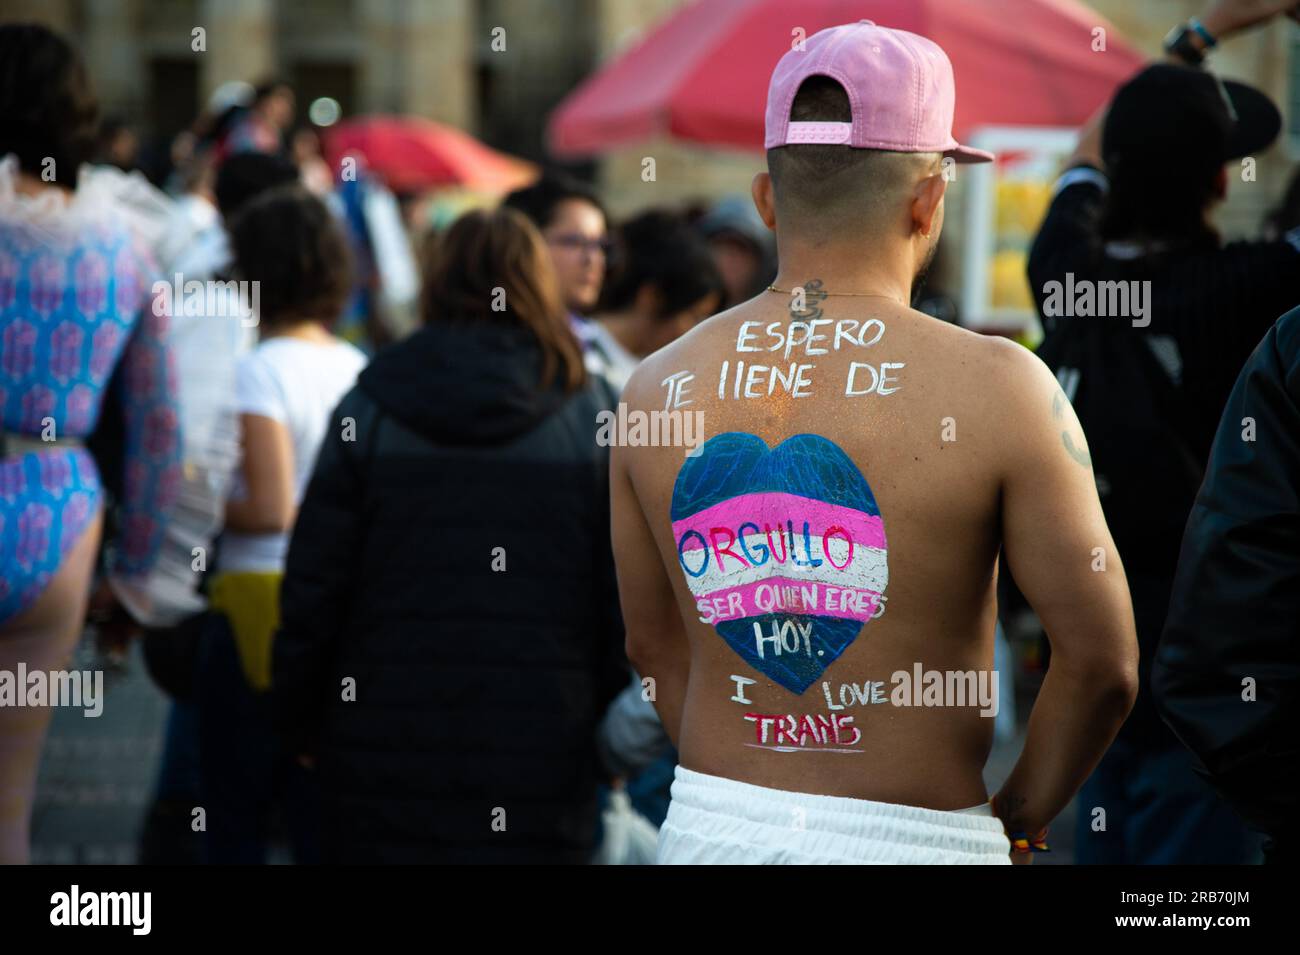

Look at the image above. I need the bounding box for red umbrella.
[324,116,538,194]
[549,0,1144,157]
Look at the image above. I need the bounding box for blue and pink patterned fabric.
[0,213,181,623]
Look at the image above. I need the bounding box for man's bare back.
[613,283,1134,815]
[614,21,1137,861]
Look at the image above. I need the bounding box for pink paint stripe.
[673,492,885,551]
[696,577,881,624]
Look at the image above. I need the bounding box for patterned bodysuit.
[0,208,181,623]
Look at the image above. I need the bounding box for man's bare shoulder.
[915,316,1057,402]
[976,331,1060,407]
[944,327,1084,469]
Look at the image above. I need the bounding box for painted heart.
[670,432,888,694]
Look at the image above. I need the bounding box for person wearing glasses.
[503,175,618,380]
[586,210,724,391]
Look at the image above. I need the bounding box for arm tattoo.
[1062,432,1093,469]
[1052,389,1092,469]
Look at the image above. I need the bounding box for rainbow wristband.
[991,795,1050,853]
[1007,830,1051,854]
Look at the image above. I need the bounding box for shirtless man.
[611,21,1139,864]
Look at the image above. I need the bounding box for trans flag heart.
[670,432,888,694]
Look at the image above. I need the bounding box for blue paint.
[677,529,709,577]
[671,432,887,695]
[669,432,880,521]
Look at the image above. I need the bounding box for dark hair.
[95,116,133,157]
[197,102,246,152]
[1100,154,1220,243]
[768,76,854,181]
[214,152,300,219]
[766,76,938,237]
[228,185,352,329]
[0,23,99,187]
[502,173,607,232]
[252,79,293,106]
[421,207,586,392]
[601,210,723,319]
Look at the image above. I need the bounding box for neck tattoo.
[766,281,903,306]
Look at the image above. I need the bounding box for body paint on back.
[670,431,889,696]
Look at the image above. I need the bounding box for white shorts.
[658,766,1011,864]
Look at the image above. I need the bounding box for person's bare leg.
[0,510,102,864]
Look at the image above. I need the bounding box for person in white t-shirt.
[199,184,365,863]
[221,335,367,578]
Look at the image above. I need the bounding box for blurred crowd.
[0,20,774,865]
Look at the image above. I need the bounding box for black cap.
[1103,64,1280,171]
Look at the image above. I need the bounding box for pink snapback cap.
[764,20,994,163]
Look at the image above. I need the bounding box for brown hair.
[0,23,99,188]
[228,184,353,331]
[421,207,586,392]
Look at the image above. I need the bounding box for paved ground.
[31,632,1074,864]
[30,637,166,865]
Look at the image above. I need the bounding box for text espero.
[719,317,906,399]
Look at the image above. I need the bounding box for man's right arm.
[993,341,1140,849]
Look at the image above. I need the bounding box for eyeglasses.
[546,234,614,256]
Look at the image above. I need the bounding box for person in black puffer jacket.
[273,207,628,863]
[1155,306,1300,865]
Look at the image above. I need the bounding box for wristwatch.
[1164,18,1216,67]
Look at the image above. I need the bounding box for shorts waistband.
[660,765,1011,864]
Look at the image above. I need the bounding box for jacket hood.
[358,321,573,444]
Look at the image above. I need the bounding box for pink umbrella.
[549,0,1145,157]
[325,116,538,194]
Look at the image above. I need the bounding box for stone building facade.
[2,0,1296,232]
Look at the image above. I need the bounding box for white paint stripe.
[680,534,887,594]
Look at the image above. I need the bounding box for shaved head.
[767,76,941,241]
